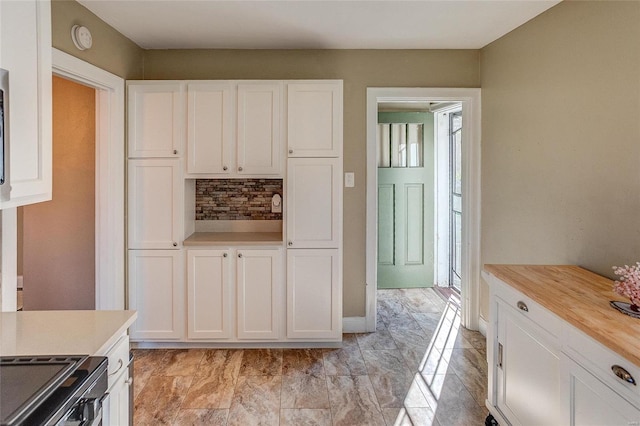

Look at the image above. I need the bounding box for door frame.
[52,48,125,310]
[365,87,481,331]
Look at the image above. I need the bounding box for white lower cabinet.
[187,247,282,341]
[563,355,640,426]
[487,272,640,426]
[237,249,281,339]
[101,334,131,426]
[494,297,562,425]
[105,367,131,426]
[187,249,232,339]
[128,250,183,341]
[287,249,341,340]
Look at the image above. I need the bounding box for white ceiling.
[77,0,561,50]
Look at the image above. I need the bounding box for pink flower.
[612,262,640,306]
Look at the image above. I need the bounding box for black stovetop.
[0,355,106,426]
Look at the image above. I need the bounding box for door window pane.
[407,124,423,167]
[377,123,424,168]
[377,124,391,167]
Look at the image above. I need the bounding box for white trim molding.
[52,48,125,310]
[365,87,481,332]
[343,316,367,333]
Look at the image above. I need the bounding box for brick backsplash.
[195,179,283,220]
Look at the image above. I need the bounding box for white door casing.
[51,48,125,311]
[365,87,481,332]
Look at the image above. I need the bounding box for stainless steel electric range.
[0,355,108,426]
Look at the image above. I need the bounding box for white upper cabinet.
[237,82,282,175]
[186,82,233,174]
[287,157,342,248]
[185,81,282,177]
[287,81,342,158]
[128,159,183,249]
[128,82,184,158]
[0,0,52,208]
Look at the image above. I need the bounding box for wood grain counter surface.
[483,264,640,368]
[184,232,283,246]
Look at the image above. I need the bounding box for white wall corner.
[343,316,367,333]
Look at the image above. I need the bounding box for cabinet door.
[287,249,341,340]
[105,369,131,426]
[128,250,183,340]
[562,355,640,426]
[128,159,182,249]
[237,249,281,339]
[237,83,282,175]
[0,0,52,208]
[495,298,562,425]
[287,158,341,248]
[287,81,342,157]
[187,249,232,339]
[186,82,233,175]
[128,82,183,158]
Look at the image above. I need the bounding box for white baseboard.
[478,316,487,337]
[17,276,23,289]
[343,316,367,333]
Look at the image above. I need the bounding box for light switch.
[345,172,355,188]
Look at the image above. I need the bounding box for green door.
[377,112,434,289]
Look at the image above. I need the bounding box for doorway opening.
[366,88,481,333]
[19,76,97,310]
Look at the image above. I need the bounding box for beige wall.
[22,77,96,310]
[479,1,640,319]
[51,0,144,79]
[144,49,480,316]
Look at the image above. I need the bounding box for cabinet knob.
[289,149,294,154]
[223,166,228,171]
[516,301,528,312]
[238,166,243,172]
[612,365,636,385]
[173,149,178,155]
[238,253,243,258]
[288,241,293,246]
[173,242,178,247]
[223,253,228,258]
[125,377,133,386]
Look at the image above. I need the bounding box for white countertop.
[0,310,137,357]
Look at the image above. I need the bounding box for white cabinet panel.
[0,0,52,208]
[237,249,281,339]
[128,159,182,249]
[495,298,562,425]
[287,158,341,248]
[563,355,640,426]
[287,249,341,339]
[186,82,233,174]
[105,367,131,426]
[128,82,183,158]
[237,83,282,175]
[287,82,342,157]
[128,250,183,340]
[187,249,232,339]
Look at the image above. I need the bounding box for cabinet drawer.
[494,279,561,338]
[106,334,130,385]
[564,327,640,407]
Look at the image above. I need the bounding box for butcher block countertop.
[184,232,283,246]
[483,264,640,368]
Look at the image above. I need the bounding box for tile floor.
[132,288,489,425]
